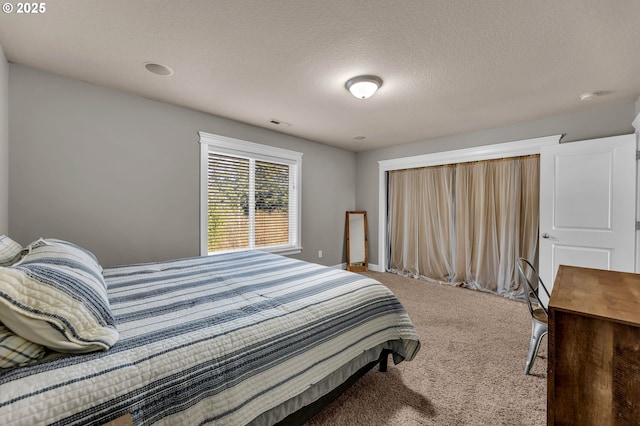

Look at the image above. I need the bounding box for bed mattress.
[0,250,420,425]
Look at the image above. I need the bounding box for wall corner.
[0,44,9,235]
[633,96,640,134]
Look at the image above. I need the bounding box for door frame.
[377,134,562,272]
[633,111,640,272]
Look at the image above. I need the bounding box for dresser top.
[550,265,640,327]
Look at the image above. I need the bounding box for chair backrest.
[516,258,551,316]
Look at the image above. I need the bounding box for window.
[199,132,302,255]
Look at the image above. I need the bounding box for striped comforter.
[0,250,421,425]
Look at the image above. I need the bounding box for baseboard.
[368,263,382,272]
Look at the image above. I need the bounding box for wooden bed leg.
[378,349,391,372]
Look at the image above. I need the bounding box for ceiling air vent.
[268,119,292,127]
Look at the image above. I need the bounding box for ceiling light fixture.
[345,75,383,99]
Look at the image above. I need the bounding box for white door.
[539,134,636,304]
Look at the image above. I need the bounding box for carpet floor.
[306,271,547,425]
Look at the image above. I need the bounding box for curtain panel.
[388,155,539,298]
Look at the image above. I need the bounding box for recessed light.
[144,62,173,76]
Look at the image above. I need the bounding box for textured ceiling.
[1,0,639,152]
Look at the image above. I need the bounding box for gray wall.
[0,46,8,235]
[8,63,638,269]
[8,64,355,267]
[356,101,637,266]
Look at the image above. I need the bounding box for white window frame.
[199,131,303,256]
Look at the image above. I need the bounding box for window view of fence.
[207,153,290,253]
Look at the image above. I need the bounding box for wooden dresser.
[548,265,640,425]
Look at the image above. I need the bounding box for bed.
[0,238,421,425]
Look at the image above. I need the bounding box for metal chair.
[516,258,551,375]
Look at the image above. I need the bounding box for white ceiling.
[1,1,639,152]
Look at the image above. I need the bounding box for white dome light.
[345,75,383,99]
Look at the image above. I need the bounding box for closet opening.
[376,135,562,297]
[387,155,538,298]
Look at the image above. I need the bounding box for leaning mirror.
[346,211,368,272]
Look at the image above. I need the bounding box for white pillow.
[0,238,119,353]
[0,235,22,266]
[0,324,47,368]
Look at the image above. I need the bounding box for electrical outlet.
[318,250,323,258]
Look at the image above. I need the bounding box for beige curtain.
[388,155,539,298]
[388,166,455,283]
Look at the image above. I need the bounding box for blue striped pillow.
[0,238,119,353]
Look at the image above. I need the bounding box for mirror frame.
[346,211,368,272]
